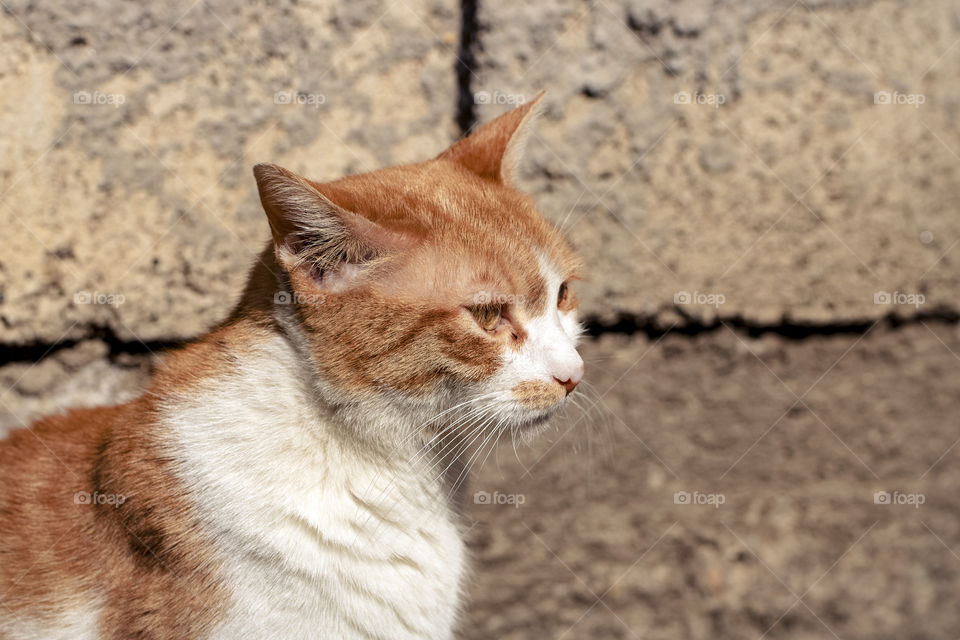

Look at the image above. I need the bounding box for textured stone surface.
[473,0,960,324]
[0,0,458,344]
[3,0,958,340]
[465,322,960,639]
[0,341,150,432]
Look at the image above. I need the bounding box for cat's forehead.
[326,161,579,310]
[322,160,579,277]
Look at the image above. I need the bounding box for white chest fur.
[161,338,467,639]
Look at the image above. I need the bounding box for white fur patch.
[480,255,584,422]
[1,602,103,640]
[160,336,466,640]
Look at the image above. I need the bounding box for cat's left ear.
[253,163,408,289]
[438,91,545,187]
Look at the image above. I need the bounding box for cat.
[0,94,584,640]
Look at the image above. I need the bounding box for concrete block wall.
[1,1,958,637]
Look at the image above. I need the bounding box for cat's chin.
[514,406,561,432]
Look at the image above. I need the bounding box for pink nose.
[554,366,583,396]
[554,377,578,395]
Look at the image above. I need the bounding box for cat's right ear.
[253,163,406,286]
[438,91,545,187]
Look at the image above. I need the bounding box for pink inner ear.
[319,262,366,292]
[288,258,368,298]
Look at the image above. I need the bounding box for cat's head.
[253,95,583,436]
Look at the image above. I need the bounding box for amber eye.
[470,304,502,332]
[557,282,569,307]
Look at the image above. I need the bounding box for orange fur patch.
[510,380,566,410]
[0,400,228,638]
[273,159,581,395]
[248,96,582,397]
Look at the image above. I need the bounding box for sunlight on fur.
[0,94,592,640]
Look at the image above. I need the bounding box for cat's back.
[0,405,123,638]
[0,404,120,585]
[0,401,228,640]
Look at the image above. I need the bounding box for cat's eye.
[470,304,502,332]
[557,282,569,307]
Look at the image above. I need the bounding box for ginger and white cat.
[0,95,583,639]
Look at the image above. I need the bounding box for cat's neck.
[139,314,468,637]
[206,248,423,452]
[151,311,465,504]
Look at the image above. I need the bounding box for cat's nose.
[547,344,583,396]
[554,364,583,396]
[554,375,579,395]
